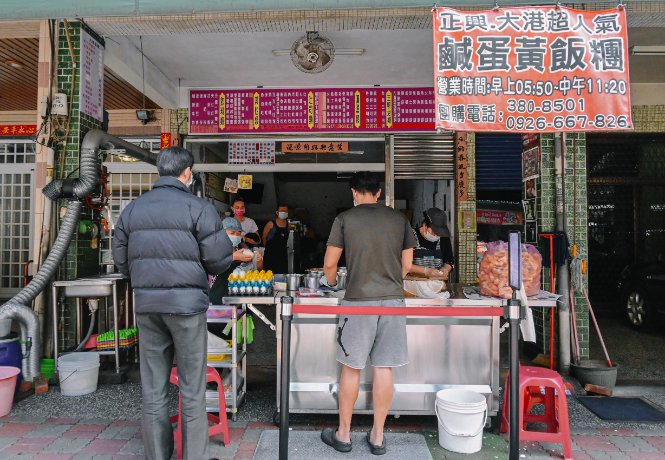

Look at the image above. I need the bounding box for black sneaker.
[321,427,352,453]
[366,429,386,455]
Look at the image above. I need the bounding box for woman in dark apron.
[262,204,290,274]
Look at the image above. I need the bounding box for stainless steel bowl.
[286,274,303,291]
[303,274,320,290]
[336,271,347,290]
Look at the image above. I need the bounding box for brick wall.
[535,133,590,362]
[170,108,190,135]
[632,105,665,133]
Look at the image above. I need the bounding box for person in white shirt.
[230,197,260,246]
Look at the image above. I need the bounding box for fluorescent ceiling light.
[630,46,665,56]
[272,48,365,56]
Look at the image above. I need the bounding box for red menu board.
[189,87,435,134]
[432,6,632,132]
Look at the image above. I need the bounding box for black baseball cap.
[424,207,450,237]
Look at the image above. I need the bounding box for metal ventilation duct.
[393,133,455,180]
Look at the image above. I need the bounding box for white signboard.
[79,29,104,121]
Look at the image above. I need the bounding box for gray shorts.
[335,299,408,369]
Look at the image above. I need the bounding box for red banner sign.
[432,6,632,132]
[190,87,435,134]
[160,132,172,149]
[0,125,37,136]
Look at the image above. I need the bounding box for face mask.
[277,211,288,220]
[352,192,358,207]
[228,234,242,247]
[423,229,440,243]
[186,172,194,188]
[233,209,246,217]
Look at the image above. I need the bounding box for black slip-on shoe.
[321,427,352,453]
[365,430,387,455]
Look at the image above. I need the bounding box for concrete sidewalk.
[1,415,665,459]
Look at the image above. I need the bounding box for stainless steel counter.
[52,274,132,373]
[223,285,556,419]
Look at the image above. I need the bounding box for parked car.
[618,261,665,330]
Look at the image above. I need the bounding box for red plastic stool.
[499,365,573,460]
[169,366,230,459]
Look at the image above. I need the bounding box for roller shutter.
[475,134,523,191]
[393,133,455,180]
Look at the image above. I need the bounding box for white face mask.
[228,234,242,247]
[423,229,440,243]
[277,211,288,220]
[186,170,194,188]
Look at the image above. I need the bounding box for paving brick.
[228,427,246,443]
[24,424,72,438]
[598,428,638,436]
[0,423,39,437]
[0,436,17,450]
[247,421,273,430]
[607,436,658,452]
[109,420,140,427]
[96,425,139,440]
[228,420,249,428]
[242,428,263,442]
[77,419,111,427]
[628,452,665,460]
[72,455,114,460]
[1,415,47,423]
[80,439,127,455]
[236,442,258,456]
[118,438,143,455]
[635,428,665,437]
[47,418,80,425]
[644,437,665,450]
[569,453,594,460]
[44,437,92,454]
[587,452,632,460]
[36,455,74,460]
[67,424,106,433]
[5,454,35,460]
[2,436,56,454]
[62,430,99,440]
[208,439,238,459]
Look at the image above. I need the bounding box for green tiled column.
[535,133,590,362]
[55,21,104,347]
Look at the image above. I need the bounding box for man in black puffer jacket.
[112,146,247,460]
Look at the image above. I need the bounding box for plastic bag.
[478,241,542,299]
[403,279,449,299]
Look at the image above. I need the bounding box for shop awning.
[0,1,594,20]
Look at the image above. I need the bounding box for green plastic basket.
[40,358,55,381]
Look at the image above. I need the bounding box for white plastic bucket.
[0,366,20,416]
[57,353,100,396]
[435,389,488,454]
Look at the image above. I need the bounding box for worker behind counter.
[409,207,455,280]
[261,203,290,274]
[208,217,262,305]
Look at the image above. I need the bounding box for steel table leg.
[113,282,120,373]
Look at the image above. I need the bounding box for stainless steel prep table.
[224,286,556,419]
[51,274,132,373]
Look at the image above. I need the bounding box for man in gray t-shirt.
[320,172,416,456]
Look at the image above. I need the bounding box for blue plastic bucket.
[0,334,22,391]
